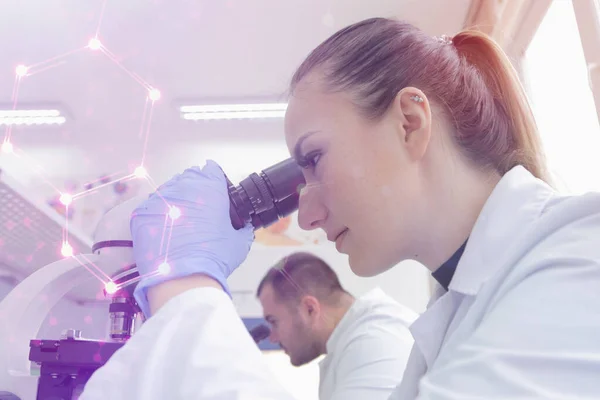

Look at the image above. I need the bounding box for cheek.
[320,160,363,214]
[324,154,383,218]
[279,322,294,339]
[331,152,405,264]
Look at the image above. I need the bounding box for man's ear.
[300,296,321,320]
[392,87,433,162]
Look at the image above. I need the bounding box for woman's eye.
[300,151,321,169]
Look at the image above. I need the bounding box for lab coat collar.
[448,165,553,295]
[408,165,554,371]
[324,287,386,354]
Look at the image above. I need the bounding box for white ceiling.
[0,0,471,186]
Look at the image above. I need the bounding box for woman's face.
[284,76,433,276]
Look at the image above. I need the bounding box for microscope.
[0,158,304,400]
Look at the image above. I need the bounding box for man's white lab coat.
[81,165,600,399]
[318,288,417,400]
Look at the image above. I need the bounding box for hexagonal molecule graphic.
[0,2,172,294]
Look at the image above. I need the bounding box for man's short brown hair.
[256,252,348,304]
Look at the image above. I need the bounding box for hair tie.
[434,34,453,45]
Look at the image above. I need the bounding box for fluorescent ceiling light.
[0,109,66,126]
[180,103,287,120]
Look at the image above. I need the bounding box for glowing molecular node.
[1,141,13,154]
[105,281,118,294]
[88,38,102,51]
[59,193,73,206]
[61,242,73,257]
[134,166,147,178]
[158,262,171,275]
[15,64,28,77]
[169,206,181,220]
[148,88,161,101]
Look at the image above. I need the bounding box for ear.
[300,296,321,321]
[392,87,432,162]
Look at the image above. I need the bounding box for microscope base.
[29,338,123,400]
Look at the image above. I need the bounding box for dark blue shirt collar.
[431,240,467,291]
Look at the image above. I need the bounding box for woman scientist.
[80,18,600,400]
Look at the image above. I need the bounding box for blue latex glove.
[130,160,254,317]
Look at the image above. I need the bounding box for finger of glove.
[132,208,242,258]
[163,164,228,203]
[131,208,254,280]
[230,223,255,259]
[201,159,228,181]
[136,163,226,213]
[153,172,183,193]
[136,175,227,218]
[231,222,254,243]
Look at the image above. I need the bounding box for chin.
[290,358,302,367]
[290,355,307,367]
[348,252,394,277]
[290,351,317,367]
[348,253,378,277]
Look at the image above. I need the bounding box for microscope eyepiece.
[249,324,271,344]
[227,158,305,230]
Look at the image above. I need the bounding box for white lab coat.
[318,288,417,400]
[80,288,296,400]
[390,165,600,399]
[81,165,600,399]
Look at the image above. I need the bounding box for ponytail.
[452,30,550,183]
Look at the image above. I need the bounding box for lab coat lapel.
[394,284,458,398]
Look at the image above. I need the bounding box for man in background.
[257,252,418,400]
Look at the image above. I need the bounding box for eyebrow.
[293,130,319,162]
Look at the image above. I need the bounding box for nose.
[297,183,327,231]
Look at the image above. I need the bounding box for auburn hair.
[291,18,549,182]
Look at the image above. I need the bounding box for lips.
[327,228,348,243]
[333,229,348,251]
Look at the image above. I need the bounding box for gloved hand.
[130,160,254,317]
